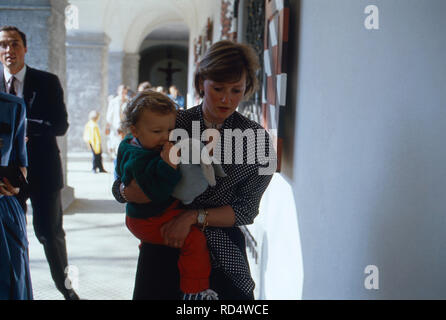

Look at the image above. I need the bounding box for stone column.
[66,31,110,153]
[108,52,139,94]
[0,0,74,209]
[108,51,124,96]
[122,52,140,92]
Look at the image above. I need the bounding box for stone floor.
[27,153,140,300]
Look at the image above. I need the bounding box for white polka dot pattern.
[176,105,274,295]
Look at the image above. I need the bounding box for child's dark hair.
[121,90,177,134]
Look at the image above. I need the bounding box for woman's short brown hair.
[194,40,260,99]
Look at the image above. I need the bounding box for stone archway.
[137,22,189,103]
[139,45,188,97]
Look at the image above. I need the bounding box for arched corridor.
[2,0,446,300]
[138,22,189,96]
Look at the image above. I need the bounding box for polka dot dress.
[175,105,275,296]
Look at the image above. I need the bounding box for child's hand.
[160,142,179,169]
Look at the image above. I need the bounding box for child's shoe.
[182,289,219,300]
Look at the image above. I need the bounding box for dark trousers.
[30,190,69,295]
[133,228,255,300]
[90,145,105,172]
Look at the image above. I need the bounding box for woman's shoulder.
[177,105,200,117]
[232,111,266,132]
[176,105,200,128]
[230,112,273,155]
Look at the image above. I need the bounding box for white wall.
[249,174,304,299]
[257,0,446,299]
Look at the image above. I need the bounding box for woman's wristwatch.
[197,208,209,231]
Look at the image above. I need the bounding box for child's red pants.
[125,201,211,294]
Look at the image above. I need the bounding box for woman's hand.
[160,210,197,248]
[0,178,19,196]
[123,179,151,204]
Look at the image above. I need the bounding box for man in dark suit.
[0,25,79,300]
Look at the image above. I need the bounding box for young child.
[116,90,218,300]
[83,111,107,173]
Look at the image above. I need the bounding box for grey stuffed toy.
[171,138,226,204]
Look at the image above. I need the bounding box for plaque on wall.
[193,18,213,104]
[262,0,289,172]
[237,0,265,125]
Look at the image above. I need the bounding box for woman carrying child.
[113,40,275,300]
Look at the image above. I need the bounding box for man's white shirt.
[3,64,26,98]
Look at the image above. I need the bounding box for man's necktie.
[9,76,16,96]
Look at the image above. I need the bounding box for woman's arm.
[112,178,152,204]
[193,205,236,227]
[20,166,27,179]
[160,171,273,248]
[160,205,235,248]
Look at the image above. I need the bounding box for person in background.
[117,90,218,300]
[105,84,128,159]
[113,40,275,300]
[83,110,107,174]
[0,25,79,300]
[0,92,32,300]
[127,89,136,100]
[137,81,152,92]
[155,86,167,95]
[168,85,185,110]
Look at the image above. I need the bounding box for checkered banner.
[262,0,289,172]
